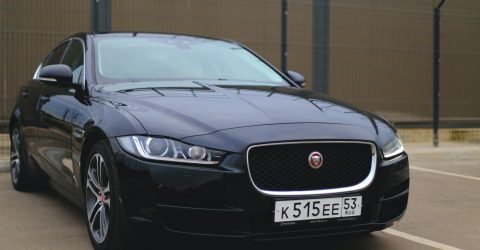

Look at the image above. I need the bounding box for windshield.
[94,35,289,86]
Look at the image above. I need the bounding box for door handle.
[21,91,29,98]
[40,96,50,104]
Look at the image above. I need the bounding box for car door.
[36,39,85,193]
[29,41,70,177]
[17,64,46,155]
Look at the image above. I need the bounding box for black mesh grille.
[247,142,374,192]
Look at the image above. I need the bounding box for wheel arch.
[9,115,16,134]
[9,109,21,135]
[80,127,109,193]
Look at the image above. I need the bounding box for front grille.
[247,142,375,193]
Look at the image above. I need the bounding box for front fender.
[71,98,147,203]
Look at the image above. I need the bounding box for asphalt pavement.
[0,143,479,250]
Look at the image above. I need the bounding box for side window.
[43,41,70,66]
[61,40,84,84]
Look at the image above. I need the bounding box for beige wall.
[441,0,480,121]
[328,0,480,123]
[329,1,435,122]
[1,0,479,125]
[0,0,89,120]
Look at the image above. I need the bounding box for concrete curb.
[405,143,480,161]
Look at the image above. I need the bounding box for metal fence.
[1,0,90,159]
[110,0,480,129]
[1,0,480,157]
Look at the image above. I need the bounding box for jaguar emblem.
[308,151,323,169]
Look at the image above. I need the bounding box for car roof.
[67,32,238,45]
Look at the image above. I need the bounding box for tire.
[10,125,37,191]
[84,140,136,250]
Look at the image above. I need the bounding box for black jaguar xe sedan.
[9,32,408,249]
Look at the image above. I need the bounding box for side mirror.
[286,70,305,88]
[39,64,73,86]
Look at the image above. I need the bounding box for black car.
[9,32,409,249]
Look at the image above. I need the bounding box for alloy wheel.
[86,153,111,244]
[10,129,21,184]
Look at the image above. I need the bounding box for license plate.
[274,196,362,223]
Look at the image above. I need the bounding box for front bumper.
[109,138,409,240]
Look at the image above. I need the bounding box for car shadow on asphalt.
[140,233,393,250]
[16,186,392,250]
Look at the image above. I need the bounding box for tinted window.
[44,42,69,66]
[61,40,84,84]
[94,36,288,86]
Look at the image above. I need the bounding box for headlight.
[382,135,405,159]
[117,136,226,165]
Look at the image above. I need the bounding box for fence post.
[91,0,112,33]
[281,0,288,73]
[312,0,330,93]
[433,0,446,147]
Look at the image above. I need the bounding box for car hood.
[95,81,391,139]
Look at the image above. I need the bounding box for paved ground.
[0,143,479,249]
[0,174,89,250]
